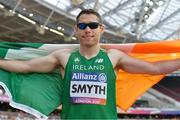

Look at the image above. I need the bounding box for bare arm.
[108,49,180,75]
[0,53,59,73]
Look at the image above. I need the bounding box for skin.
[0,14,179,77]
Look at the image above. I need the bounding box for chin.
[86,43,98,48]
[80,39,98,47]
[81,42,93,47]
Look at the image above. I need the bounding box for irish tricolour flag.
[0,40,179,119]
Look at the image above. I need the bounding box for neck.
[79,45,100,59]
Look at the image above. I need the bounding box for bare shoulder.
[51,48,73,68]
[54,48,72,53]
[106,49,126,68]
[107,49,125,56]
[52,48,72,56]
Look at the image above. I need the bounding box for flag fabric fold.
[0,40,179,119]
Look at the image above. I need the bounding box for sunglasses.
[77,22,101,30]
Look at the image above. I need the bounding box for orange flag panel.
[115,40,180,111]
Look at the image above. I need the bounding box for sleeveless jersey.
[61,49,117,119]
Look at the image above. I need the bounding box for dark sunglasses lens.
[77,22,100,30]
[88,23,99,29]
[78,23,87,30]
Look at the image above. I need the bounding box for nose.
[84,26,91,32]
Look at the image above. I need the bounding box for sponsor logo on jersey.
[95,58,104,63]
[71,72,107,82]
[74,57,80,63]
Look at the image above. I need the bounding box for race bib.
[70,72,107,105]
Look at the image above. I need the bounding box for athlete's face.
[75,14,104,47]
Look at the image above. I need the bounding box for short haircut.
[76,9,102,24]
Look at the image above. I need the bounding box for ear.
[74,25,78,37]
[100,24,105,34]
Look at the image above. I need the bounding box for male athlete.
[0,9,179,119]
